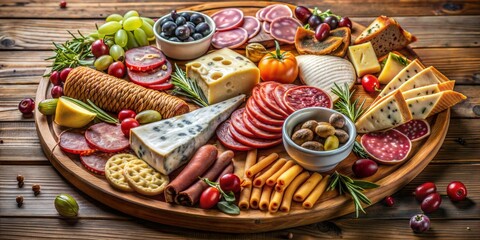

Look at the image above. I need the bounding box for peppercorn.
[32,184,41,196]
[16,195,23,207]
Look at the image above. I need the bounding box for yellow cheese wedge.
[356,90,412,133]
[376,59,425,100]
[406,90,466,119]
[378,52,411,84]
[397,66,447,93]
[347,42,381,77]
[402,81,455,100]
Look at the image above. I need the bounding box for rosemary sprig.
[170,64,209,107]
[327,171,379,217]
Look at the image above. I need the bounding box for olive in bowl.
[283,107,356,172]
[154,10,216,60]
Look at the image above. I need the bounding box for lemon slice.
[54,97,97,128]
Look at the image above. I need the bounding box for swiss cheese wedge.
[402,81,455,100]
[376,59,425,100]
[406,90,466,119]
[356,90,412,133]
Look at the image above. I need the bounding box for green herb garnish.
[171,64,209,108]
[327,171,379,217]
[391,53,409,66]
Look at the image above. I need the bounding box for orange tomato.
[258,41,298,84]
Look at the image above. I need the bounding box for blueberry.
[175,25,191,40]
[175,16,186,26]
[179,12,190,21]
[168,37,180,42]
[192,33,203,40]
[190,13,205,25]
[161,21,177,36]
[195,22,211,36]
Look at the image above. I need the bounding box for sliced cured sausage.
[262,21,271,34]
[265,5,292,22]
[243,107,282,133]
[361,129,412,164]
[146,81,174,91]
[270,17,302,44]
[128,61,172,87]
[284,86,333,113]
[211,8,244,31]
[230,109,256,138]
[84,123,130,153]
[80,152,113,175]
[252,86,284,120]
[59,130,96,155]
[216,120,252,151]
[211,28,249,49]
[242,16,261,39]
[246,98,284,126]
[258,5,278,21]
[242,110,282,139]
[274,84,296,114]
[259,82,289,117]
[394,120,431,142]
[125,46,166,72]
[229,123,282,149]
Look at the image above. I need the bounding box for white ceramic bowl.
[153,11,216,60]
[282,107,356,172]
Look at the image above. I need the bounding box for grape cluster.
[159,10,211,42]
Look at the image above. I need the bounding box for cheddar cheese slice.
[406,90,466,119]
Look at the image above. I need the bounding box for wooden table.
[1,0,479,238]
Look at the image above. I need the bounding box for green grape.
[141,17,155,26]
[140,20,154,38]
[123,16,143,31]
[134,28,148,46]
[114,29,128,48]
[98,21,122,35]
[88,31,100,40]
[106,14,123,22]
[109,44,125,61]
[123,10,139,20]
[126,31,139,49]
[104,38,115,47]
[94,55,113,71]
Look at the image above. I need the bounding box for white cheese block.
[347,42,381,77]
[356,90,412,133]
[296,55,356,102]
[130,95,245,175]
[402,81,455,100]
[376,59,425,100]
[186,48,260,105]
[378,52,410,84]
[406,90,466,119]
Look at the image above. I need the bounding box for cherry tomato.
[258,41,298,84]
[199,186,220,209]
[421,192,442,213]
[447,181,467,202]
[108,61,126,78]
[59,68,72,82]
[219,173,241,193]
[49,71,61,85]
[120,118,140,137]
[361,74,380,93]
[118,110,136,122]
[91,39,109,58]
[414,182,437,202]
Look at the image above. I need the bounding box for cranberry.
[414,182,437,202]
[447,181,467,202]
[59,1,67,8]
[51,85,64,98]
[384,196,395,207]
[49,71,61,85]
[421,192,442,213]
[18,98,35,114]
[59,68,72,82]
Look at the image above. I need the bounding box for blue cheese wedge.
[186,48,260,105]
[130,95,245,175]
[402,81,455,100]
[406,90,466,119]
[376,59,425,100]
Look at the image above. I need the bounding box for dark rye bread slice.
[294,27,343,55]
[329,27,351,57]
[355,16,416,57]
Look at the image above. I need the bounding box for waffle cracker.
[105,154,138,192]
[124,159,169,196]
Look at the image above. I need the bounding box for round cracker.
[123,159,169,196]
[105,154,138,192]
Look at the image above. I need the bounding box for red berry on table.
[59,68,72,82]
[121,118,140,137]
[410,214,430,233]
[18,98,35,114]
[446,181,467,202]
[361,74,380,93]
[51,85,64,98]
[414,182,437,202]
[49,71,61,85]
[384,196,395,207]
[421,192,442,213]
[59,1,67,8]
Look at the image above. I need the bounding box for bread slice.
[406,90,466,119]
[355,16,417,57]
[329,27,352,57]
[295,27,343,55]
[402,81,455,100]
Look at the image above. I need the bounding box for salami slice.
[255,8,264,21]
[80,152,113,175]
[242,16,261,39]
[128,61,172,87]
[274,84,296,114]
[211,28,249,49]
[394,120,431,142]
[229,122,282,149]
[259,5,279,21]
[242,110,282,139]
[211,8,244,31]
[125,46,166,72]
[216,120,252,151]
[262,21,271,34]
[246,98,284,126]
[361,129,412,164]
[244,106,282,133]
[230,108,256,138]
[270,17,302,44]
[85,123,130,153]
[146,81,174,91]
[265,4,293,22]
[259,82,289,117]
[59,130,96,155]
[284,86,332,113]
[252,86,284,120]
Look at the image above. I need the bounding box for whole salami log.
[175,150,234,206]
[164,145,218,203]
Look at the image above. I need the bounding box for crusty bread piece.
[355,16,416,57]
[329,27,351,57]
[295,27,343,55]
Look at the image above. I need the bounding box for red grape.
[323,16,338,29]
[51,86,64,98]
[414,182,437,202]
[339,17,353,29]
[384,196,395,207]
[59,68,72,82]
[108,61,126,78]
[421,192,442,213]
[307,15,322,29]
[91,39,109,58]
[49,71,61,85]
[294,6,312,24]
[352,159,378,178]
[314,23,330,41]
[446,181,467,202]
[18,98,35,114]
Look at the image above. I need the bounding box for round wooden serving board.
[35,1,450,233]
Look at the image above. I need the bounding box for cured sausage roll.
[280,171,310,212]
[246,152,278,178]
[303,175,330,209]
[253,158,286,188]
[276,165,303,192]
[293,172,323,202]
[266,160,295,186]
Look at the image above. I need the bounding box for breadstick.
[249,187,262,209]
[293,172,323,202]
[238,149,257,210]
[246,153,278,178]
[266,160,295,186]
[276,165,303,192]
[303,175,331,209]
[253,158,286,188]
[259,185,274,211]
[279,171,310,212]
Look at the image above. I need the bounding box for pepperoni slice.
[242,110,282,139]
[284,86,332,112]
[259,82,289,117]
[216,120,252,151]
[211,8,244,31]
[244,105,282,133]
[80,152,114,175]
[211,28,249,49]
[262,21,271,34]
[229,123,282,149]
[274,84,296,114]
[270,17,302,44]
[59,130,96,155]
[241,16,261,39]
[252,86,284,120]
[230,109,255,138]
[246,98,284,126]
[128,61,172,87]
[85,123,130,153]
[265,5,292,22]
[125,46,166,72]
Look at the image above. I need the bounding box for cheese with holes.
[376,59,425,100]
[378,52,410,84]
[186,48,260,104]
[356,91,412,133]
[402,81,455,100]
[130,95,244,175]
[406,90,466,119]
[347,42,381,77]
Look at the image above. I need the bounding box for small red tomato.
[59,1,67,8]
[414,182,437,202]
[199,186,220,209]
[51,85,64,98]
[384,196,395,207]
[59,68,72,82]
[118,110,136,122]
[49,71,61,85]
[219,173,241,193]
[447,181,467,202]
[361,74,380,93]
[108,61,126,78]
[120,118,140,137]
[18,98,35,114]
[421,192,442,213]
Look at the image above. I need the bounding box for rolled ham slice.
[211,8,244,31]
[212,28,249,49]
[270,17,302,44]
[242,16,261,39]
[265,4,292,22]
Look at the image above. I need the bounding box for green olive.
[324,135,339,151]
[135,110,162,124]
[54,194,79,217]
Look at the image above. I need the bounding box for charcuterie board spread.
[34,1,466,233]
